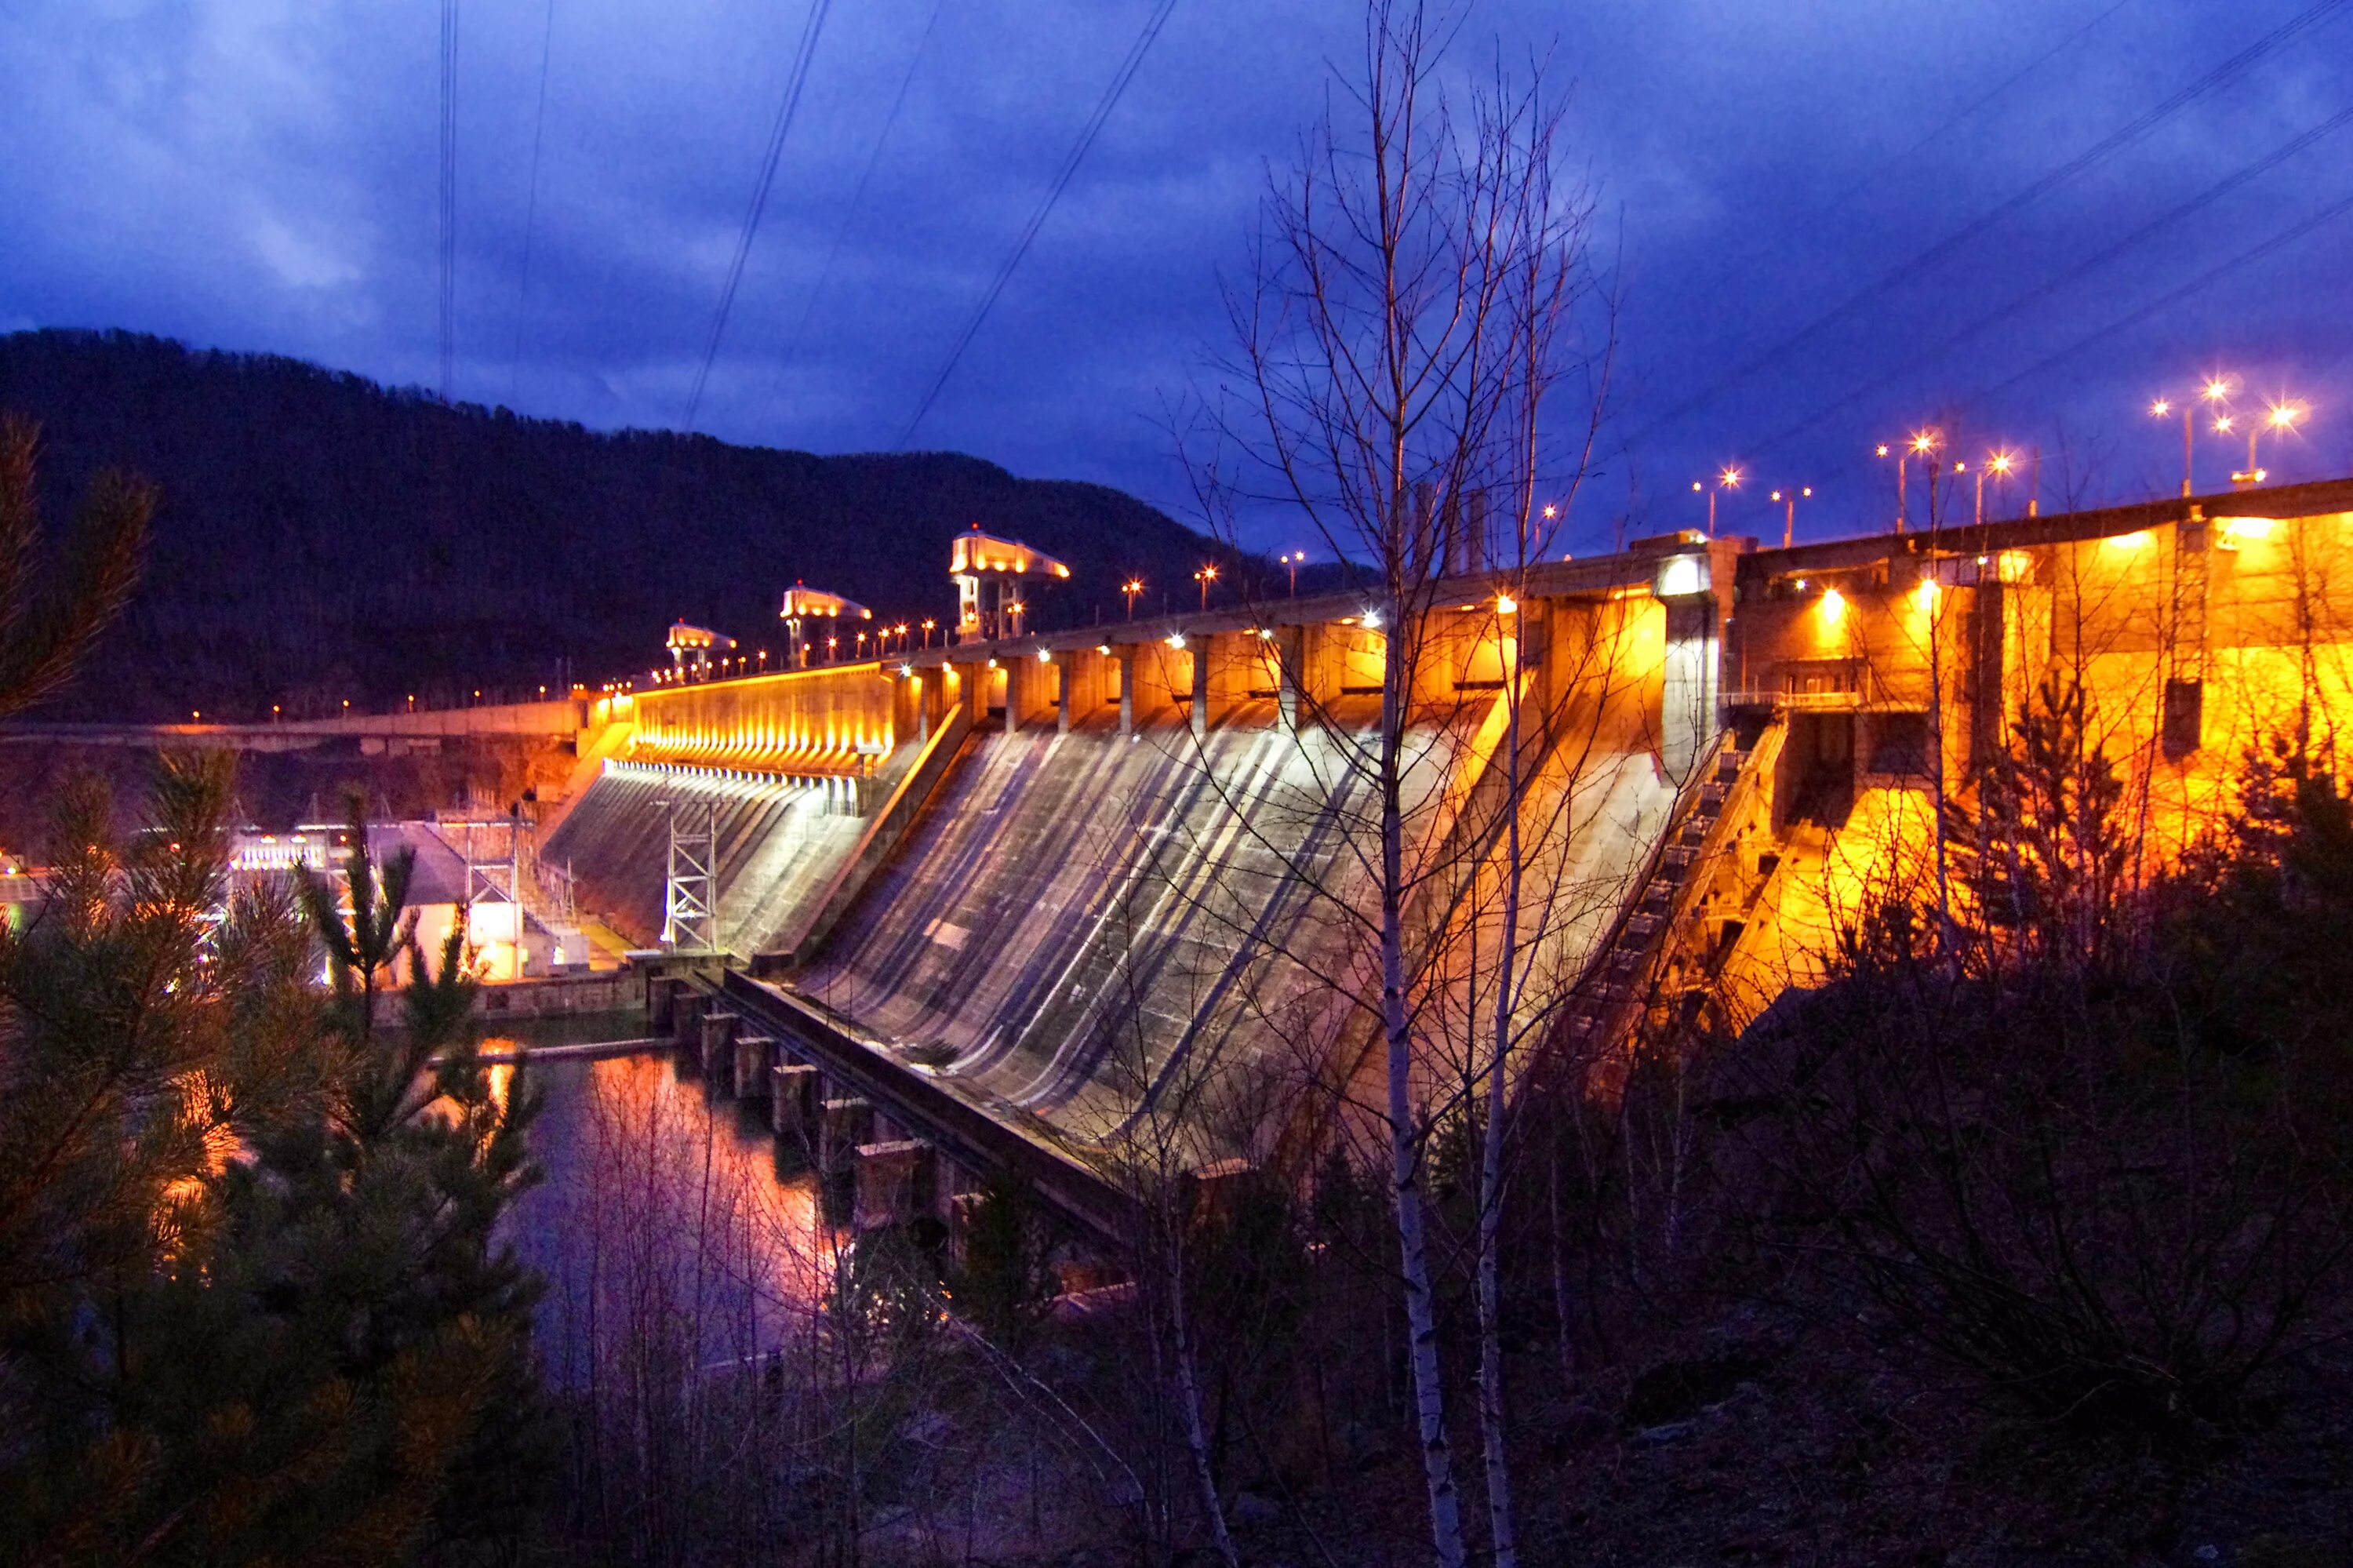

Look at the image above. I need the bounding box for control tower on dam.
[548,476,2353,1195]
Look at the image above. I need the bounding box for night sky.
[5,0,2351,553]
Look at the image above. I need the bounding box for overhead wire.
[1727,187,2353,523]
[757,0,950,430]
[1813,0,2144,224]
[438,0,460,400]
[1963,188,2353,408]
[682,0,834,433]
[506,0,559,409]
[1630,0,2353,443]
[1743,102,2353,461]
[1672,0,2144,315]
[894,0,1182,450]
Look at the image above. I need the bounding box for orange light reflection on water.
[500,1050,846,1385]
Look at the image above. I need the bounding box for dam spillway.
[545,477,2353,1200]
[549,559,1700,1172]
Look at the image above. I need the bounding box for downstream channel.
[486,1012,842,1382]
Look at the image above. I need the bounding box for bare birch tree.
[1186,5,1609,1560]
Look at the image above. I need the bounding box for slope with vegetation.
[0,328,1231,721]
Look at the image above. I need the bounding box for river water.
[486,1013,843,1382]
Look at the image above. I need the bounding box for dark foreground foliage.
[0,769,547,1566]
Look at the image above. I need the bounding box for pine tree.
[0,414,150,719]
[0,775,551,1563]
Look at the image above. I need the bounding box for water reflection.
[494,1021,846,1387]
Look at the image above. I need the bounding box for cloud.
[2,0,2348,547]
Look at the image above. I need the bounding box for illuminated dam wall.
[550,562,1699,1165]
[548,476,2353,1176]
[1705,478,2353,1014]
[547,663,931,952]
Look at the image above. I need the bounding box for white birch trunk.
[1383,617,1467,1568]
[1162,1228,1242,1567]
[1476,678,1522,1568]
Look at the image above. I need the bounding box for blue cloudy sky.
[5,0,2351,551]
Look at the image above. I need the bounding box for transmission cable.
[1733,187,2353,518]
[1966,188,2353,407]
[1819,0,2143,227]
[1744,102,2353,460]
[1631,0,2352,442]
[1675,0,2143,315]
[682,0,834,433]
[506,0,558,409]
[438,0,460,400]
[894,0,1181,449]
[758,0,950,430]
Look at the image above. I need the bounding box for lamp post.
[1122,578,1144,620]
[1769,486,1811,549]
[1973,451,2015,526]
[1880,430,1940,533]
[1695,466,1740,537]
[1195,563,1218,610]
[2233,399,2308,485]
[2149,377,2233,496]
[921,617,936,649]
[1281,551,1304,596]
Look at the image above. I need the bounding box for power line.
[1632,0,2352,444]
[894,0,1180,450]
[1727,187,2353,524]
[1744,101,2353,460]
[1966,187,2353,407]
[506,0,558,409]
[757,0,949,430]
[1674,0,2143,316]
[438,0,460,401]
[1815,0,2142,232]
[682,0,834,434]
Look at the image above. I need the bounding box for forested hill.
[0,329,1229,721]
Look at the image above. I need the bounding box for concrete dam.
[544,478,2353,1235]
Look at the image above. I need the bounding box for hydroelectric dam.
[530,478,2353,1243]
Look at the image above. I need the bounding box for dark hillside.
[0,329,1231,721]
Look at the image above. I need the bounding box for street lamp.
[1880,430,1940,532]
[1194,563,1218,610]
[1122,578,1144,619]
[2150,376,2234,496]
[922,617,936,648]
[1973,450,2015,526]
[1280,551,1306,596]
[1769,486,1812,549]
[2235,398,2308,485]
[1694,466,1740,537]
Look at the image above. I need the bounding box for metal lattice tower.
[660,799,719,953]
[459,814,524,918]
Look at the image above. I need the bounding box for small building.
[951,525,1069,642]
[779,583,873,666]
[666,620,736,681]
